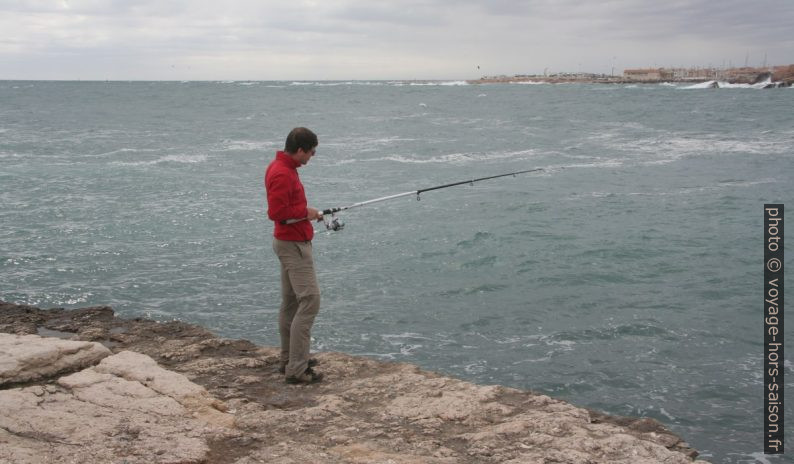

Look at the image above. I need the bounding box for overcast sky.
[1,0,793,80]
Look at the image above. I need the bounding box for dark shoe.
[279,358,318,375]
[286,367,324,384]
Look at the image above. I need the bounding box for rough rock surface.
[0,332,111,386]
[0,301,707,463]
[1,350,234,464]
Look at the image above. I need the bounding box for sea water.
[1,80,792,462]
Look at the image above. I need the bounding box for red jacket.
[265,151,314,241]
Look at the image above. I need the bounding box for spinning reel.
[323,214,345,231]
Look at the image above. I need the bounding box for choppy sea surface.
[1,80,792,462]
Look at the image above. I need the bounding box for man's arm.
[266,172,309,222]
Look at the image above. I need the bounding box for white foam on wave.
[546,339,577,349]
[216,140,277,152]
[408,81,469,86]
[546,159,624,172]
[288,81,386,87]
[591,123,793,167]
[631,136,789,162]
[366,148,538,165]
[680,79,777,90]
[322,136,419,151]
[592,177,780,198]
[382,332,434,341]
[679,81,716,89]
[659,408,676,421]
[112,154,208,166]
[93,147,161,157]
[313,81,354,86]
[319,146,541,168]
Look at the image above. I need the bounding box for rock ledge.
[0,301,706,463]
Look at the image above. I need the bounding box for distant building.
[625,67,726,81]
[723,67,764,83]
[669,68,716,80]
[623,68,674,81]
[623,68,662,81]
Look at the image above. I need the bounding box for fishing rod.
[284,167,543,231]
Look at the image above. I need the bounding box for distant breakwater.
[469,71,793,87]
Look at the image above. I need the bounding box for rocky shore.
[0,301,707,463]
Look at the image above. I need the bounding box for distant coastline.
[469,64,794,87]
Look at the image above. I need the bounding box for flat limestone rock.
[0,351,234,464]
[0,333,111,386]
[93,350,234,427]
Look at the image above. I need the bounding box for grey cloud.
[1,0,792,79]
[330,3,444,27]
[580,0,794,43]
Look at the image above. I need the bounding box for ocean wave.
[356,149,538,165]
[92,147,162,158]
[382,332,434,341]
[552,323,670,342]
[634,136,789,159]
[443,283,509,295]
[545,159,624,171]
[111,154,208,166]
[462,255,497,269]
[456,231,494,249]
[568,178,780,200]
[320,136,420,153]
[215,140,277,152]
[679,79,777,90]
[592,128,792,168]
[406,81,469,86]
[288,81,387,87]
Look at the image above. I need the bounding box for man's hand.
[307,207,323,222]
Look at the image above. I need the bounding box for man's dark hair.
[284,127,318,154]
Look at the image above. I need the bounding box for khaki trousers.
[272,238,321,378]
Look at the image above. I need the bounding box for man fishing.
[265,127,324,384]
